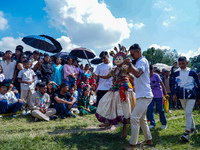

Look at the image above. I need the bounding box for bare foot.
[99,123,109,127]
[122,132,127,139]
[125,145,136,150]
[110,125,116,131]
[122,124,127,139]
[138,140,153,146]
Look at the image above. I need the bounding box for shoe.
[12,114,17,118]
[149,125,155,129]
[49,115,58,120]
[35,117,39,122]
[68,113,76,118]
[22,110,26,115]
[181,132,190,142]
[190,128,198,135]
[168,110,172,113]
[161,125,167,130]
[60,114,66,119]
[0,115,3,118]
[26,110,31,114]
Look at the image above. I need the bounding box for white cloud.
[179,50,200,59]
[162,16,175,27]
[170,16,175,19]
[0,37,35,52]
[56,36,79,52]
[132,22,145,30]
[154,0,173,12]
[44,0,131,48]
[0,11,8,30]
[149,44,170,50]
[162,20,170,26]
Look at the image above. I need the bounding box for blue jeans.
[7,102,23,113]
[64,80,76,88]
[147,97,167,126]
[55,103,70,116]
[0,100,8,114]
[0,100,23,114]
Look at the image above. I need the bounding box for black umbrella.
[70,47,95,59]
[0,52,4,57]
[22,35,62,53]
[91,57,102,65]
[52,52,77,60]
[70,47,96,67]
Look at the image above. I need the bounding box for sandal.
[99,123,109,127]
[138,140,153,146]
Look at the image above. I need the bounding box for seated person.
[46,81,60,108]
[29,82,57,121]
[78,86,97,115]
[54,83,76,119]
[68,85,79,114]
[0,81,23,118]
[3,79,20,99]
[89,83,97,106]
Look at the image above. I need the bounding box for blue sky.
[0,0,200,59]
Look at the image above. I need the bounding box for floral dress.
[95,66,136,125]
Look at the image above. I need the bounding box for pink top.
[63,64,78,81]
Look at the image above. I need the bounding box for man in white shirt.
[124,43,153,149]
[0,50,16,81]
[95,51,113,107]
[0,81,23,118]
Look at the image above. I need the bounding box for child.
[89,83,97,106]
[147,65,168,130]
[172,56,200,142]
[78,86,97,115]
[0,81,23,118]
[68,86,79,114]
[18,60,36,115]
[0,65,5,82]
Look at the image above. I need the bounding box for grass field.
[0,109,200,150]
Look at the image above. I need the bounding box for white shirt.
[0,73,5,82]
[0,91,18,105]
[0,60,16,79]
[95,62,113,91]
[18,68,36,90]
[134,57,153,99]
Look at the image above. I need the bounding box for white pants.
[180,99,196,131]
[130,97,152,145]
[31,108,56,121]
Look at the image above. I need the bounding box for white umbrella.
[153,63,172,71]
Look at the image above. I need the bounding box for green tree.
[142,47,179,66]
[189,55,200,73]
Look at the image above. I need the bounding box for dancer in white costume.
[95,44,136,138]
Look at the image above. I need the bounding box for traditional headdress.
[109,44,129,65]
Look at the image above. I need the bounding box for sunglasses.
[22,57,27,59]
[101,56,106,60]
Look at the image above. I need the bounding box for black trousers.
[96,90,108,107]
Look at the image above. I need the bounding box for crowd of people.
[0,43,200,149]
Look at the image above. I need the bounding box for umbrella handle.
[83,49,92,67]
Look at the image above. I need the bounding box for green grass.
[0,110,200,150]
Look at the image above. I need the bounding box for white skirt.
[95,90,136,125]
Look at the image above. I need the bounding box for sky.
[1,0,200,60]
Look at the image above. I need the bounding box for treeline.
[141,47,200,73]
